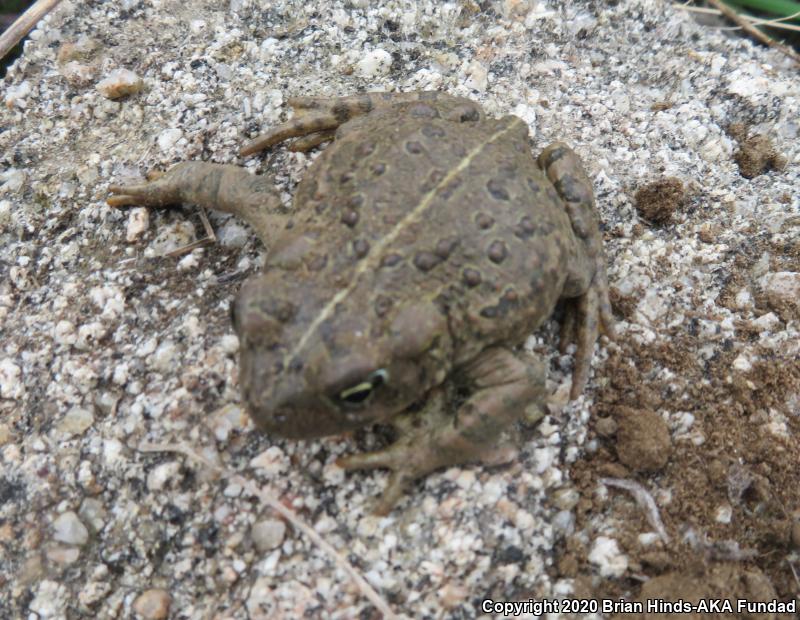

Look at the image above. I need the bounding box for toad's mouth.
[246,398,372,439]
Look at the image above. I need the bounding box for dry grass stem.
[0,0,63,61]
[600,477,670,544]
[705,0,800,65]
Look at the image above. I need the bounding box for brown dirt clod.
[633,177,685,224]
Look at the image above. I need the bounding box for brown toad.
[108,92,614,513]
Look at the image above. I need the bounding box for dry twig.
[139,441,398,619]
[600,477,670,544]
[705,0,800,66]
[0,0,63,62]
[675,4,800,33]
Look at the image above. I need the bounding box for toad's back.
[275,110,577,364]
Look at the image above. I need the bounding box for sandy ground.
[0,0,798,618]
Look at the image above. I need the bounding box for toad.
[108,92,614,513]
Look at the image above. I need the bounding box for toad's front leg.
[108,162,289,247]
[338,348,546,515]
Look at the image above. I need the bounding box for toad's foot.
[337,348,545,515]
[240,91,485,156]
[539,142,616,399]
[107,161,288,248]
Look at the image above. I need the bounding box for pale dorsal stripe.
[286,115,524,363]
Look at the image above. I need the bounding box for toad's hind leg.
[538,142,615,398]
[108,162,289,248]
[240,91,485,156]
[337,348,545,515]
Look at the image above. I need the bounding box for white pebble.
[218,334,239,355]
[149,341,177,372]
[1,168,26,193]
[52,511,89,545]
[465,60,488,92]
[751,312,779,331]
[217,219,250,248]
[53,320,77,346]
[147,461,181,491]
[588,536,628,578]
[157,128,184,152]
[4,81,31,108]
[249,446,288,474]
[75,321,106,350]
[126,207,149,242]
[132,589,171,620]
[0,358,23,399]
[715,503,732,524]
[732,354,752,373]
[46,546,81,565]
[637,532,661,546]
[57,407,94,437]
[355,49,392,77]
[29,580,68,618]
[251,519,286,552]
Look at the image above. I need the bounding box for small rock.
[53,320,77,346]
[552,487,580,510]
[149,341,177,372]
[126,207,150,242]
[750,312,780,331]
[45,545,81,565]
[29,580,68,618]
[715,503,733,524]
[759,271,800,321]
[588,536,628,578]
[595,416,618,437]
[146,461,182,491]
[57,406,94,437]
[4,81,31,109]
[355,49,392,77]
[157,128,183,152]
[75,321,106,351]
[79,498,107,531]
[614,406,672,472]
[465,60,488,91]
[0,358,23,399]
[206,403,249,442]
[78,580,112,608]
[637,533,662,547]
[0,199,11,229]
[150,220,195,255]
[251,519,286,552]
[52,511,89,545]
[732,354,752,373]
[57,37,100,64]
[96,68,143,99]
[217,219,250,248]
[60,61,97,87]
[249,445,288,475]
[132,589,171,620]
[1,168,26,193]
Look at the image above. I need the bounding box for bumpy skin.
[109,91,614,514]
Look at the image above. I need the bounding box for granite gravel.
[1,0,798,618]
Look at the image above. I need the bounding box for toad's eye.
[337,369,388,406]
